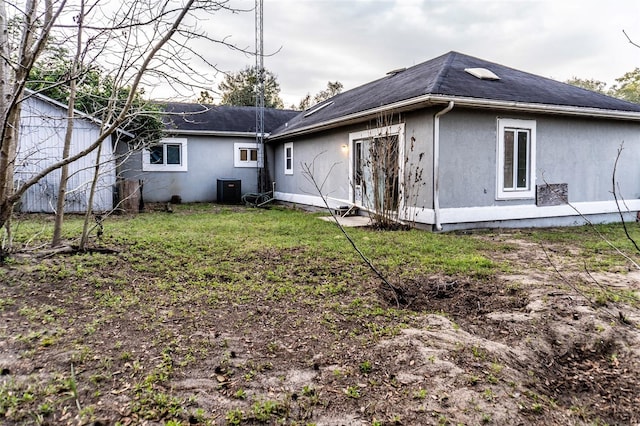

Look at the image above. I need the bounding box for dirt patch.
[1,226,639,425]
[377,267,640,424]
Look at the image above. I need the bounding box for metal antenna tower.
[255,0,266,193]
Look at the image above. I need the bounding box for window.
[496,118,536,199]
[284,142,293,175]
[240,148,258,162]
[465,67,500,80]
[149,145,163,164]
[303,101,333,117]
[143,138,188,172]
[354,141,363,186]
[234,142,261,168]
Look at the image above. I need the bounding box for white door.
[352,136,399,212]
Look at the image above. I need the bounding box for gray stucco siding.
[271,105,640,229]
[535,116,640,203]
[272,113,437,210]
[438,110,504,208]
[272,127,352,202]
[119,135,260,203]
[401,109,435,210]
[437,109,640,209]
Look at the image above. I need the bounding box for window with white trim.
[284,142,293,175]
[143,138,188,172]
[496,118,536,199]
[234,142,260,168]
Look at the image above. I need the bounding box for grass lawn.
[1,204,639,425]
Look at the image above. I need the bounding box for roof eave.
[164,129,269,138]
[268,95,640,140]
[268,94,437,141]
[453,96,640,121]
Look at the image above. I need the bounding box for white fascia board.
[269,94,640,140]
[269,100,429,140]
[446,96,640,121]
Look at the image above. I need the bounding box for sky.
[149,0,640,108]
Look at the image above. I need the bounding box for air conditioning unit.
[217,179,241,204]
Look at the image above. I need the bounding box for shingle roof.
[162,102,298,134]
[271,51,640,138]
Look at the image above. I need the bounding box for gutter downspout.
[433,101,454,231]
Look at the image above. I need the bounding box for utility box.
[217,179,241,204]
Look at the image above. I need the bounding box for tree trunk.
[0,105,20,254]
[0,0,14,253]
[52,0,83,247]
[79,141,103,250]
[0,0,207,250]
[51,130,73,247]
[0,0,57,239]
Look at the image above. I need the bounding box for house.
[117,103,297,203]
[267,51,640,230]
[15,91,122,213]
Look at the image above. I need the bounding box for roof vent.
[464,67,500,80]
[386,67,406,76]
[303,101,334,118]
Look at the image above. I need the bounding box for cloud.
[149,0,640,106]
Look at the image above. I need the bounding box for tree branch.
[301,154,405,307]
[610,142,640,254]
[622,29,640,49]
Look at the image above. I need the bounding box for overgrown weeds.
[1,205,639,424]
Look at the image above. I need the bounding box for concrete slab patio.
[319,215,372,227]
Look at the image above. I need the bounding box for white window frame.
[284,142,293,175]
[142,138,188,172]
[234,142,261,168]
[496,118,536,199]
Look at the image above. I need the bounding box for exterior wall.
[15,96,115,213]
[437,108,640,228]
[438,110,498,208]
[536,115,640,202]
[272,126,353,207]
[119,134,261,203]
[272,105,640,230]
[401,109,435,212]
[439,109,640,207]
[271,110,436,212]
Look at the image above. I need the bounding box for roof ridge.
[430,51,458,93]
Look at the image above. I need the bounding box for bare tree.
[359,112,428,229]
[0,0,249,256]
[301,156,405,307]
[0,0,64,254]
[367,122,401,227]
[52,0,85,247]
